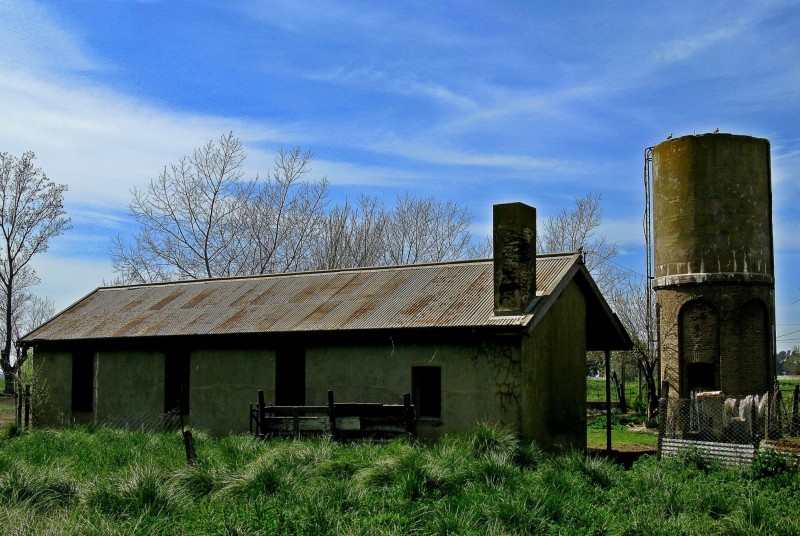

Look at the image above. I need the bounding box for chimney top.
[493,202,536,315]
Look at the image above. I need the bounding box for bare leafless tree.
[537,193,622,294]
[0,151,70,393]
[536,193,663,415]
[112,132,252,282]
[608,275,660,417]
[383,193,472,265]
[112,136,330,282]
[113,134,477,284]
[312,194,387,270]
[237,148,329,274]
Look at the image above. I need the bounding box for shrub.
[85,463,183,518]
[5,423,20,439]
[0,462,77,509]
[468,422,519,463]
[214,456,286,499]
[751,448,798,480]
[171,460,222,499]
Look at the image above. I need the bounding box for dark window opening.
[275,347,305,406]
[71,351,94,412]
[164,349,190,414]
[412,366,441,419]
[687,362,716,394]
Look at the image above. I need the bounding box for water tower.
[652,133,775,399]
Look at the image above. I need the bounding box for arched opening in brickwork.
[679,299,720,397]
[736,299,770,395]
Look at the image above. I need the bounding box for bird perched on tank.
[666,133,673,140]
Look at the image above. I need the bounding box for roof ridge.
[99,258,497,291]
[99,252,582,292]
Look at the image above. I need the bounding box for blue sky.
[1,1,798,349]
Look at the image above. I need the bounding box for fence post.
[403,392,414,436]
[257,389,266,438]
[767,383,782,441]
[15,380,22,429]
[24,384,31,429]
[604,349,612,453]
[752,394,759,449]
[792,385,799,436]
[657,398,667,460]
[183,430,197,465]
[328,390,337,439]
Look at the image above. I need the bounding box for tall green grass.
[0,424,798,534]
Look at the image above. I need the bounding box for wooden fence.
[250,390,415,440]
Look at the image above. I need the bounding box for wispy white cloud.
[366,137,571,174]
[312,159,427,187]
[0,69,288,207]
[29,254,114,310]
[0,0,103,73]
[651,27,739,65]
[303,66,477,109]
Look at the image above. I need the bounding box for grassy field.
[0,425,797,534]
[589,377,800,405]
[779,377,800,401]
[586,427,658,451]
[586,377,641,405]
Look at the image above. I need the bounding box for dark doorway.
[412,366,441,419]
[275,347,305,406]
[71,351,94,413]
[164,349,190,414]
[686,362,716,394]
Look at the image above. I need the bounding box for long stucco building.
[21,202,630,449]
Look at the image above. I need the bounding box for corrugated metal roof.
[23,253,582,342]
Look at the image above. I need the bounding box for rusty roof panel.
[23,254,584,342]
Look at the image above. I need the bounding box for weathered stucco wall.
[521,280,587,449]
[95,350,163,425]
[31,351,72,427]
[31,318,591,445]
[190,347,275,435]
[305,339,520,441]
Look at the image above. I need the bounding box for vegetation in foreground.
[0,425,798,535]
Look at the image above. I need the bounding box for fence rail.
[250,390,416,440]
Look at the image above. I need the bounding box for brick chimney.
[493,202,536,315]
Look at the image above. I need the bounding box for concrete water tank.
[653,133,773,287]
[652,133,775,398]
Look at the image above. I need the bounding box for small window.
[164,349,190,414]
[275,346,305,406]
[71,351,94,412]
[412,366,441,419]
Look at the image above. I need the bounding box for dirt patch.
[764,439,800,454]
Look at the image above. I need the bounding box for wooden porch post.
[605,348,612,453]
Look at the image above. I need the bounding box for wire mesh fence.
[658,385,800,465]
[56,409,184,433]
[98,409,183,433]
